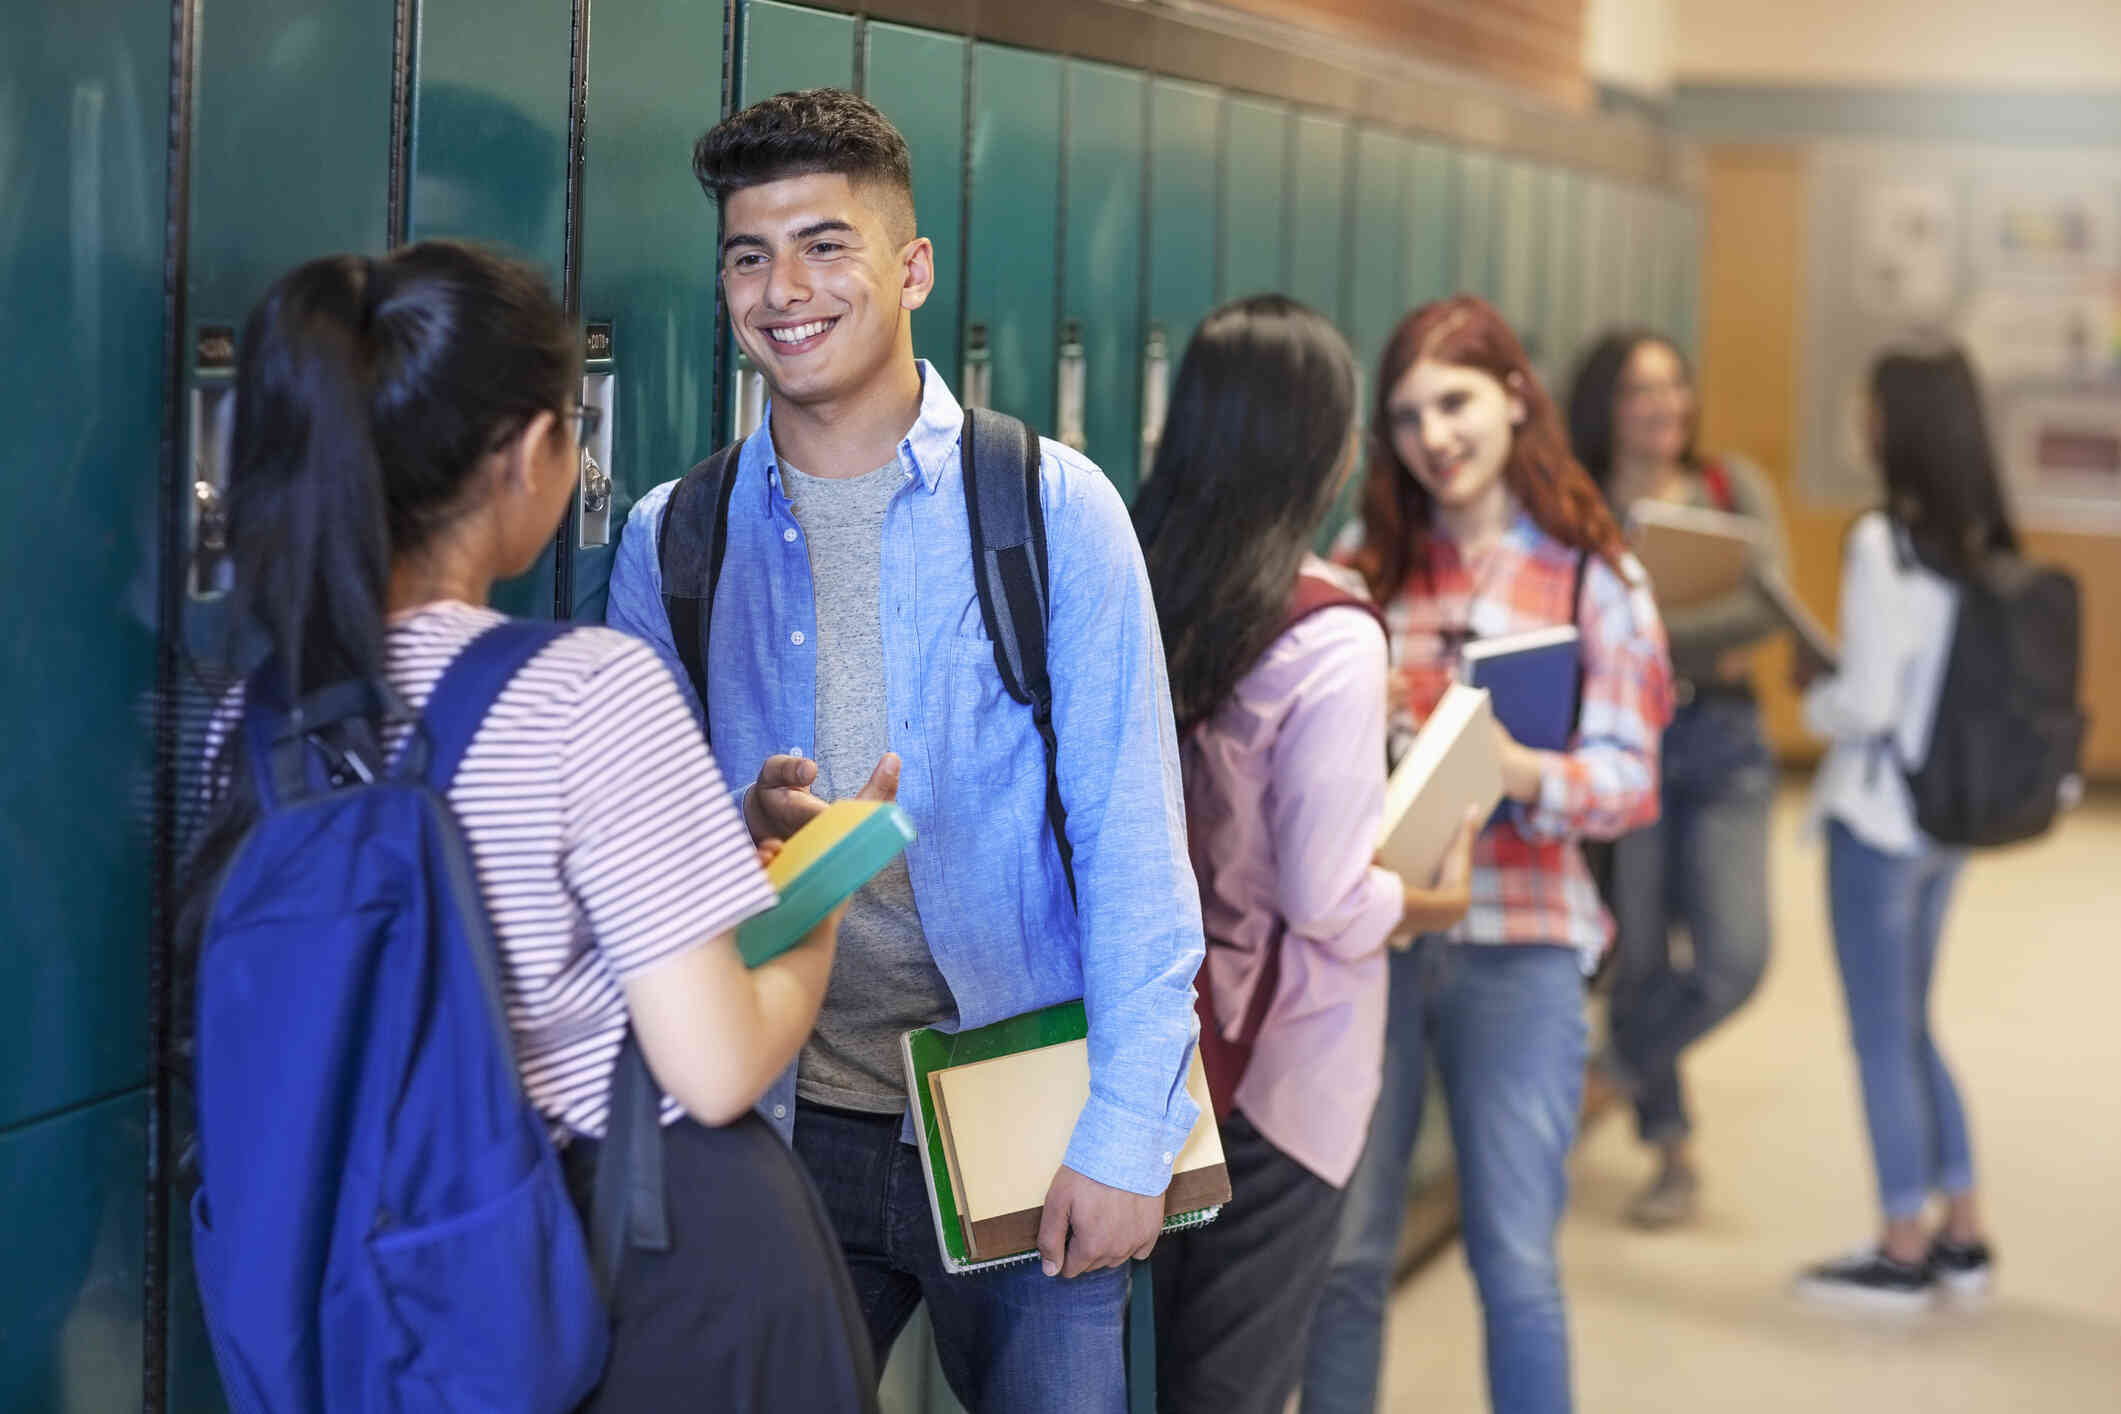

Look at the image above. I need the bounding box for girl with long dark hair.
[180,243,876,1409]
[1791,344,2009,1312]
[1300,297,1672,1414]
[1566,331,1785,1228]
[1134,296,1476,1414]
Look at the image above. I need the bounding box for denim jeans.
[1825,819,1974,1220]
[1300,941,1586,1414]
[791,1103,1130,1414]
[1606,694,1774,1144]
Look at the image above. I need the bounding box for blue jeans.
[792,1103,1130,1414]
[1825,820,1975,1220]
[1606,695,1774,1143]
[1300,941,1586,1414]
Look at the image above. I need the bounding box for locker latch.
[579,321,615,549]
[962,322,993,411]
[1056,319,1087,453]
[188,324,237,601]
[1139,323,1170,480]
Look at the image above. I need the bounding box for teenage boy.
[606,89,1205,1413]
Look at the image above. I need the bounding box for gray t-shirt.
[781,457,957,1112]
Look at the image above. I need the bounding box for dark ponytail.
[227,242,576,702]
[176,242,576,1003]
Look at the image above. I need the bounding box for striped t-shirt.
[205,600,777,1139]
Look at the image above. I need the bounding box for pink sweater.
[1182,583,1406,1188]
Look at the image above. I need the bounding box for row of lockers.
[5,0,1701,1407]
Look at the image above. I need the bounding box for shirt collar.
[747,360,963,505]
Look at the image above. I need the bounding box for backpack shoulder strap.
[657,443,743,741]
[1283,571,1387,640]
[1699,458,1738,514]
[415,619,574,791]
[962,408,1076,905]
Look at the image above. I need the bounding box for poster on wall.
[1804,145,2121,534]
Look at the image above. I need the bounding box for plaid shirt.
[1365,510,1673,965]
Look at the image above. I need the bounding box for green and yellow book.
[902,1001,1229,1273]
[735,800,916,967]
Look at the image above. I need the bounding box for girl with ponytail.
[181,242,875,1410]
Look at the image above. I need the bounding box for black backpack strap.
[962,408,1076,906]
[1569,548,1593,735]
[657,443,744,741]
[417,620,670,1296]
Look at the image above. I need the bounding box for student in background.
[1300,296,1672,1414]
[1566,330,1786,1228]
[178,243,875,1410]
[1791,346,2004,1312]
[1133,295,1478,1414]
[606,91,1204,1413]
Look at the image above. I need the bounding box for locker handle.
[188,382,236,601]
[1056,319,1087,453]
[1139,324,1170,481]
[962,322,993,411]
[731,352,767,443]
[578,362,615,549]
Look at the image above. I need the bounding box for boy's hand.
[1036,1165,1164,1278]
[744,752,901,843]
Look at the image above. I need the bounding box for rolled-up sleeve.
[1519,555,1674,843]
[604,479,704,729]
[1044,458,1206,1196]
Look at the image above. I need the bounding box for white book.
[1377,682,1504,887]
[1627,500,1764,609]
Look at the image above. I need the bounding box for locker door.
[1288,113,1351,328]
[1496,158,1544,358]
[572,0,727,622]
[1220,97,1289,303]
[1406,141,1458,308]
[1675,199,1703,357]
[1455,149,1498,301]
[966,44,1063,429]
[1542,167,1584,379]
[1063,61,1147,493]
[4,6,171,1407]
[1349,128,1409,373]
[1613,184,1649,340]
[1147,77,1222,401]
[1577,176,1619,349]
[740,0,856,102]
[410,0,573,618]
[863,23,968,395]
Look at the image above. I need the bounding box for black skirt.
[565,1111,878,1413]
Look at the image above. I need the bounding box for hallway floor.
[1379,785,2121,1412]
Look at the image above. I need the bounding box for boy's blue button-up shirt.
[605,364,1204,1196]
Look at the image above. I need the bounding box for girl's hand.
[1387,808,1481,947]
[1492,721,1546,804]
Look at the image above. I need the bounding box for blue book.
[1458,626,1582,751]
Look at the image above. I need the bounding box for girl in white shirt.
[1793,345,2013,1313]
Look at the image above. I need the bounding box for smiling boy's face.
[719,171,931,413]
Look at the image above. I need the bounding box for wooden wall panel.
[1217,0,1590,109]
[1699,145,2121,780]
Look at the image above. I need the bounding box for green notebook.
[901,1000,1229,1274]
[735,800,916,967]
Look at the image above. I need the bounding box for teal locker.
[1348,128,1409,373]
[0,1093,149,1411]
[411,0,573,617]
[1148,78,1221,354]
[966,44,1064,429]
[1288,113,1351,328]
[1455,149,1498,300]
[3,0,181,1142]
[740,0,856,102]
[573,0,727,621]
[1496,158,1544,357]
[1614,184,1649,340]
[1576,176,1619,350]
[1220,97,1290,302]
[1406,141,1458,309]
[1063,61,1147,493]
[864,23,968,395]
[1541,167,1585,380]
[1675,199,1704,358]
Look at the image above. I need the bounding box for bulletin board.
[1802,143,2121,533]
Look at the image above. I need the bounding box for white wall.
[1674,0,2121,89]
[1584,0,1675,97]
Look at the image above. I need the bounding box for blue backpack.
[189,620,665,1413]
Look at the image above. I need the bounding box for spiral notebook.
[903,1001,1229,1273]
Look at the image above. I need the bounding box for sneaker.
[1625,1163,1699,1229]
[1929,1236,1995,1308]
[1793,1247,1935,1315]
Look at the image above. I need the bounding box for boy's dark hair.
[692,88,915,239]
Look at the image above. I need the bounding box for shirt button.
[783,527,798,544]
[773,1104,787,1120]
[787,746,803,758]
[790,630,805,646]
[1160,1151,1174,1166]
